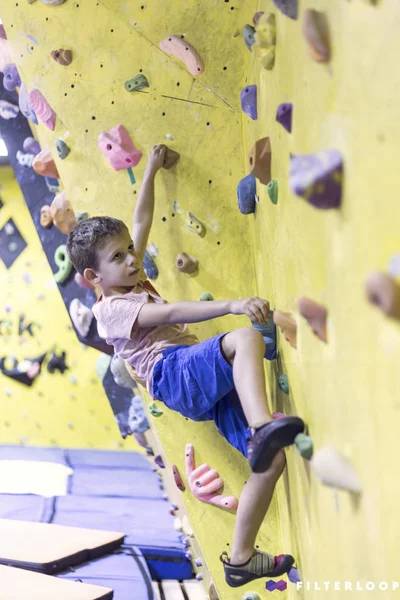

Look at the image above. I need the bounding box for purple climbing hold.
[0,25,7,40]
[240,85,257,120]
[3,64,21,92]
[237,174,257,214]
[272,0,298,20]
[288,566,301,583]
[276,103,293,132]
[154,454,165,469]
[290,149,343,209]
[23,137,41,156]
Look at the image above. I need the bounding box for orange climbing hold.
[32,148,59,179]
[248,137,271,185]
[297,297,328,343]
[273,311,297,349]
[365,272,400,320]
[302,9,330,63]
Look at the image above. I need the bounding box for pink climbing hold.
[185,443,238,510]
[29,89,56,130]
[173,464,186,491]
[98,124,142,171]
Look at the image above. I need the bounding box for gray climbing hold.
[237,174,256,214]
[240,85,257,120]
[243,24,256,51]
[295,433,314,460]
[252,313,277,360]
[272,0,298,20]
[110,354,137,388]
[278,374,289,394]
[55,139,70,159]
[125,74,150,92]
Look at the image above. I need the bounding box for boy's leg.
[221,327,304,472]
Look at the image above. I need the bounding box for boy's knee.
[221,328,263,363]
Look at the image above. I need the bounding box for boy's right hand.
[145,144,167,175]
[229,297,270,324]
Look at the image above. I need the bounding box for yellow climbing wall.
[0,166,139,452]
[2,0,400,599]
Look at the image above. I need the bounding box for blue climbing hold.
[143,250,158,280]
[243,24,256,51]
[240,85,257,120]
[252,312,277,360]
[237,174,256,214]
[276,102,293,132]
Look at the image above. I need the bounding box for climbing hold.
[110,354,137,389]
[276,102,293,132]
[194,557,203,567]
[242,24,256,51]
[208,583,218,600]
[8,242,17,252]
[268,580,287,591]
[173,517,183,532]
[267,179,278,205]
[0,25,6,39]
[290,150,343,209]
[69,298,93,337]
[159,35,205,76]
[98,124,142,171]
[297,297,328,343]
[200,293,213,301]
[240,85,257,120]
[29,89,56,130]
[32,148,60,179]
[146,445,154,456]
[295,433,314,460]
[55,139,70,159]
[3,64,21,91]
[249,138,271,185]
[163,147,180,170]
[96,353,112,381]
[5,223,15,236]
[128,396,150,434]
[253,13,276,70]
[51,49,72,65]
[278,374,289,394]
[365,272,400,320]
[45,177,59,193]
[186,212,206,237]
[288,566,301,583]
[173,465,185,491]
[195,574,203,582]
[253,12,264,26]
[47,351,68,374]
[40,0,67,5]
[241,593,260,600]
[273,311,297,348]
[237,174,256,215]
[125,74,149,92]
[74,272,94,289]
[154,455,165,469]
[76,211,89,224]
[23,137,40,155]
[143,249,158,280]
[51,191,77,235]
[302,9,330,63]
[176,252,198,274]
[311,446,362,493]
[252,313,277,360]
[272,0,298,20]
[149,402,164,417]
[19,83,38,125]
[54,244,73,284]
[185,443,238,510]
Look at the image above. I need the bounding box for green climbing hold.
[267,179,278,204]
[149,402,164,417]
[278,374,289,394]
[125,74,150,92]
[54,244,73,283]
[76,211,89,224]
[200,292,213,301]
[295,433,314,460]
[241,593,261,600]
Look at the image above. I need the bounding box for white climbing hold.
[5,223,15,236]
[311,446,362,493]
[173,517,183,532]
[69,298,93,337]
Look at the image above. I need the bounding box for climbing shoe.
[247,416,305,473]
[220,550,295,587]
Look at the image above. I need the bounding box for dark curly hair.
[66,216,128,274]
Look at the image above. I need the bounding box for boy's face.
[89,228,142,292]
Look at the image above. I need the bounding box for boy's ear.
[83,267,101,284]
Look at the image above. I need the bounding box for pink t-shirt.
[92,279,199,395]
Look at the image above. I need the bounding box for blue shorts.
[151,334,251,457]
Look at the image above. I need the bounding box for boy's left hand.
[146,144,167,175]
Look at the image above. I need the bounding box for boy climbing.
[66,145,305,587]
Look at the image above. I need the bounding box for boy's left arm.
[132,145,166,261]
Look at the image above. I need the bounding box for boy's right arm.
[134,297,270,330]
